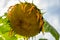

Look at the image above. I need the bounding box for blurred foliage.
[0,37,4,40]
[0,13,59,40]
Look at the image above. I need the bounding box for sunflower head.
[7,2,44,37]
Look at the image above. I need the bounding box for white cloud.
[42,0,60,34]
[0,0,19,16]
[0,0,4,8]
[33,0,48,10]
[44,13,60,34]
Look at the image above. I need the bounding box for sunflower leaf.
[44,20,59,40]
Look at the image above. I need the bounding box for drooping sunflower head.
[7,2,44,37]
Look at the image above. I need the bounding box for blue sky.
[0,0,60,40]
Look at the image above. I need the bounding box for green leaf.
[44,20,59,40]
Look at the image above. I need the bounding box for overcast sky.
[0,0,60,40]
